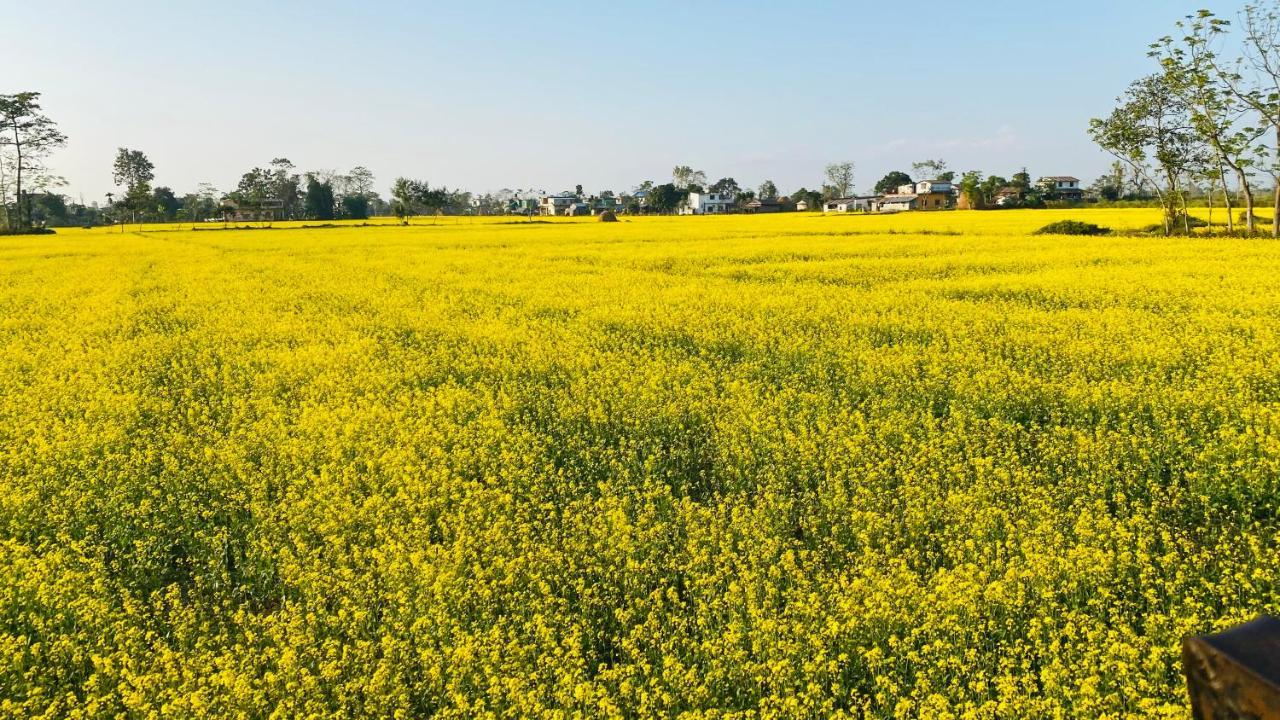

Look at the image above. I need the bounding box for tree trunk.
[12,118,23,231]
[1274,127,1280,238]
[1207,182,1214,231]
[1221,170,1233,234]
[1235,168,1255,234]
[1273,180,1279,238]
[1163,170,1179,236]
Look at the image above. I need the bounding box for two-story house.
[680,191,735,215]
[1039,176,1083,202]
[539,194,577,216]
[891,180,954,211]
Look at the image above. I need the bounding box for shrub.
[1238,211,1273,225]
[0,227,56,236]
[1140,214,1210,235]
[1033,220,1109,236]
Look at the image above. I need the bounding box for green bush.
[1033,220,1110,236]
[1237,211,1273,225]
[0,227,56,236]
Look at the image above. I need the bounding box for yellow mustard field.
[2,208,1279,718]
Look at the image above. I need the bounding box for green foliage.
[341,195,369,220]
[874,171,912,195]
[709,177,740,195]
[646,183,683,213]
[1033,219,1111,235]
[304,176,335,220]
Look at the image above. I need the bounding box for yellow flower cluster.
[0,209,1276,718]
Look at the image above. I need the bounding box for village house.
[745,197,794,213]
[679,191,735,215]
[879,194,918,213]
[1039,176,1084,202]
[993,187,1022,207]
[824,196,877,213]
[538,193,577,216]
[898,180,954,211]
[220,199,283,223]
[592,196,620,215]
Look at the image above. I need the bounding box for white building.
[912,180,953,195]
[1039,176,1084,201]
[879,194,918,213]
[1040,176,1080,191]
[679,191,735,215]
[539,194,577,216]
[824,196,877,213]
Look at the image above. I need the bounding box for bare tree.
[671,166,706,190]
[824,161,855,198]
[911,159,950,181]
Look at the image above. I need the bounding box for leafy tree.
[152,186,180,221]
[1190,4,1280,235]
[112,148,155,223]
[790,187,823,209]
[980,175,1010,205]
[269,159,302,219]
[391,178,459,216]
[1010,168,1032,192]
[1153,11,1263,232]
[0,92,67,231]
[874,171,912,194]
[709,177,740,195]
[647,183,683,213]
[341,195,369,220]
[112,148,154,192]
[304,175,335,220]
[233,159,301,219]
[27,192,68,226]
[1088,174,1123,201]
[758,179,778,199]
[958,171,985,208]
[1090,73,1206,235]
[824,162,855,198]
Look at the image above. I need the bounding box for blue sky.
[3,0,1245,201]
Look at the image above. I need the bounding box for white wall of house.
[539,195,575,215]
[824,196,876,213]
[880,196,917,213]
[680,192,734,215]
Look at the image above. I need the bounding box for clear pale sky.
[3,0,1244,202]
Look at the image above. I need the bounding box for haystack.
[598,210,618,222]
